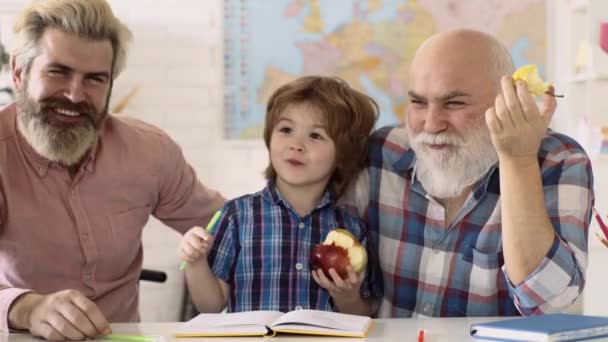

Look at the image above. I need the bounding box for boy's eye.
[278,126,291,133]
[310,132,321,139]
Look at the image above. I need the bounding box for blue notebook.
[470,314,608,341]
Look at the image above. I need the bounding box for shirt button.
[84,274,91,280]
[295,263,303,270]
[298,222,305,229]
[295,306,303,310]
[423,303,432,314]
[82,233,88,240]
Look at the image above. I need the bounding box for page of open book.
[271,309,372,333]
[177,310,284,336]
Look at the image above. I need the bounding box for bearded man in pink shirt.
[0,0,224,340]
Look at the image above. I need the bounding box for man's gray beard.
[407,121,498,199]
[16,88,99,166]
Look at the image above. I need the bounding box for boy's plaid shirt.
[208,183,383,313]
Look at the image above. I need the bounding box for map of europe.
[224,0,546,139]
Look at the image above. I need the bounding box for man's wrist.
[8,292,41,331]
[498,154,539,170]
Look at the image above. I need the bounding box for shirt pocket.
[108,205,151,263]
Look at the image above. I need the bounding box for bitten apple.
[310,229,367,278]
[512,64,551,96]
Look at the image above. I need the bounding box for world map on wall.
[223,0,546,139]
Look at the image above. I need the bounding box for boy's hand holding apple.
[310,229,367,301]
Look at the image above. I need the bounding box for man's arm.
[486,76,559,283]
[152,134,224,232]
[499,156,556,285]
[486,77,592,313]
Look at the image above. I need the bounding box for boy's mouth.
[287,158,304,166]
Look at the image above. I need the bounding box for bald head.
[411,29,514,89]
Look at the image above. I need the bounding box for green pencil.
[102,334,155,342]
[179,210,222,270]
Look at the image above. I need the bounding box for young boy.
[178,76,380,316]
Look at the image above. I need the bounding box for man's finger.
[36,322,65,341]
[501,76,526,125]
[494,94,515,129]
[57,304,98,338]
[46,312,85,340]
[70,294,111,335]
[485,107,502,134]
[515,80,541,126]
[540,86,557,127]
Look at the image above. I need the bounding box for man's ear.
[10,56,24,91]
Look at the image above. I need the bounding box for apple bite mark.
[512,64,563,97]
[310,229,368,279]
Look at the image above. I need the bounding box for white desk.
[4,317,608,341]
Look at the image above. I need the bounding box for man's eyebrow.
[46,62,73,71]
[408,91,424,100]
[437,91,471,102]
[46,62,111,79]
[408,90,471,102]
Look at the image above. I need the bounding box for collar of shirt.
[8,105,102,177]
[261,181,334,216]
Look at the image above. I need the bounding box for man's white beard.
[16,87,99,166]
[408,121,498,199]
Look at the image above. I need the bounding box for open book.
[174,309,373,338]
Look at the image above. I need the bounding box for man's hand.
[485,75,558,163]
[9,290,110,340]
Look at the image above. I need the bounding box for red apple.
[310,229,367,279]
[311,243,351,278]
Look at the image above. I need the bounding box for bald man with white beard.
[341,29,594,318]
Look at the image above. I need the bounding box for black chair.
[139,269,167,283]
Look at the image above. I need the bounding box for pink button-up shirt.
[0,103,224,331]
